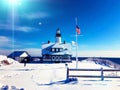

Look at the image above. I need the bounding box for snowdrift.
[0,55,18,66]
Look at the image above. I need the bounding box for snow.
[0,55,120,90]
[0,55,18,66]
[68,60,111,69]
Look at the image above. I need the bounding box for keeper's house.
[8,51,31,63]
[41,28,72,62]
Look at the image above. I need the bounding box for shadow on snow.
[36,78,78,86]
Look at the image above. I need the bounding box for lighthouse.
[41,28,72,63]
[56,28,62,43]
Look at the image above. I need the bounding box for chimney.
[48,40,50,44]
[63,40,66,44]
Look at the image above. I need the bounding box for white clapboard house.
[41,28,72,62]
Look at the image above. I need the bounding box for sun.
[8,0,20,6]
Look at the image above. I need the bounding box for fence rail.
[68,68,120,71]
[66,68,120,81]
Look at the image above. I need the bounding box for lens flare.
[8,0,21,6]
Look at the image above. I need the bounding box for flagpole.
[75,17,78,69]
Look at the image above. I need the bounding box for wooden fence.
[66,67,120,81]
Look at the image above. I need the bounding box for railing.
[66,67,120,81]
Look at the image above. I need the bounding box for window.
[52,48,55,52]
[51,48,62,52]
[59,48,63,52]
[56,48,59,52]
[56,56,58,60]
[59,56,62,60]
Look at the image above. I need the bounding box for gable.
[20,52,29,57]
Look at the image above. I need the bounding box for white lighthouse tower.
[56,28,62,43]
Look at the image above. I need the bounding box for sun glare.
[8,0,20,6]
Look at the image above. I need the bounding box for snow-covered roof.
[8,51,30,58]
[42,43,71,49]
[41,43,54,49]
[52,43,64,48]
[41,42,72,55]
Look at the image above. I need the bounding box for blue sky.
[0,0,120,57]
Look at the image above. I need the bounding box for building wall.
[42,54,72,62]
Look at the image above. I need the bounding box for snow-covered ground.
[0,55,18,66]
[0,56,120,90]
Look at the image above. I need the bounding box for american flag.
[76,25,80,34]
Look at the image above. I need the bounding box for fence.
[66,67,120,81]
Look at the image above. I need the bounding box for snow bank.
[0,55,7,61]
[0,55,18,66]
[68,60,112,69]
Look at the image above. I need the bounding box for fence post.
[101,67,104,81]
[65,63,69,80]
